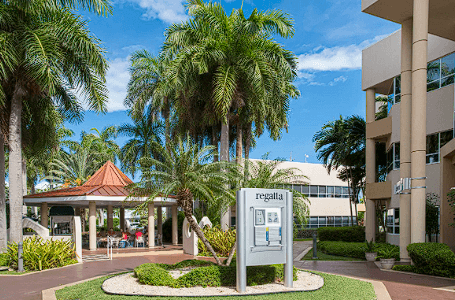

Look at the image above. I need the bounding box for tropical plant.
[239,157,310,226]
[365,240,376,253]
[198,226,236,257]
[129,134,239,266]
[163,0,299,164]
[0,0,111,243]
[426,193,440,242]
[448,189,455,227]
[378,247,399,259]
[313,115,366,225]
[118,108,164,178]
[375,95,389,120]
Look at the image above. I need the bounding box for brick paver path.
[1,241,455,300]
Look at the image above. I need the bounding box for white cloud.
[297,35,389,72]
[105,57,131,112]
[328,75,347,86]
[127,0,188,24]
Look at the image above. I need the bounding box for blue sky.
[69,0,400,164]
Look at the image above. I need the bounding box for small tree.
[129,135,239,266]
[426,193,440,242]
[447,189,455,227]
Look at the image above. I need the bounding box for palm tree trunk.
[212,125,218,162]
[244,123,251,160]
[178,189,223,265]
[220,119,229,162]
[0,132,7,251]
[9,82,25,243]
[236,126,242,164]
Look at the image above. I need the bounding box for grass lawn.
[55,271,376,300]
[294,238,313,241]
[0,270,32,275]
[303,250,364,261]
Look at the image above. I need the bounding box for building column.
[410,0,429,244]
[89,201,97,251]
[107,205,113,231]
[120,208,125,231]
[172,205,178,245]
[365,88,376,242]
[166,207,171,220]
[148,202,155,248]
[157,207,163,237]
[400,18,413,262]
[40,202,48,229]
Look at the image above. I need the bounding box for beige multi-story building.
[362,0,455,259]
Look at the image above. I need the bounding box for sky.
[67,0,400,166]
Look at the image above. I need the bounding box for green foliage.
[162,211,184,243]
[447,189,455,228]
[103,218,120,231]
[0,253,8,266]
[392,265,417,273]
[318,241,399,260]
[198,226,236,257]
[134,260,297,288]
[317,226,365,242]
[377,247,399,259]
[407,243,455,278]
[426,193,440,241]
[5,236,77,271]
[134,263,174,286]
[365,240,375,253]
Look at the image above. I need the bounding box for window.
[427,52,455,92]
[342,187,350,198]
[386,208,400,234]
[388,76,401,107]
[327,186,334,198]
[310,186,318,198]
[426,130,453,164]
[303,216,357,228]
[386,143,400,172]
[335,187,342,198]
[318,186,326,198]
[302,185,309,196]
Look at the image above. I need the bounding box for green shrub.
[162,212,184,243]
[134,260,297,288]
[392,265,417,272]
[318,241,399,260]
[6,236,77,271]
[0,253,8,266]
[134,263,174,286]
[318,226,365,242]
[377,247,399,259]
[407,243,455,277]
[198,226,236,257]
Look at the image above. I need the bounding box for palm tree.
[313,115,366,225]
[163,0,299,164]
[125,50,174,149]
[240,157,310,226]
[84,126,120,164]
[130,134,239,266]
[118,109,164,178]
[0,0,111,243]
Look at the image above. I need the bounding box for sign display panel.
[236,188,293,292]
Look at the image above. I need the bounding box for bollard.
[18,242,24,272]
[312,231,318,259]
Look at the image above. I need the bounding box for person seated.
[99,228,106,237]
[135,230,143,239]
[108,227,115,236]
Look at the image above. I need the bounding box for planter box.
[365,252,377,262]
[380,258,395,270]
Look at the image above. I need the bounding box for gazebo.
[24,161,178,251]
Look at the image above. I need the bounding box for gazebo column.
[40,202,48,228]
[107,205,113,230]
[89,201,97,251]
[148,202,155,248]
[120,208,125,231]
[172,205,178,245]
[157,207,163,238]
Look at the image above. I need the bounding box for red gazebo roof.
[25,161,133,198]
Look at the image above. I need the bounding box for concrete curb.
[294,246,312,261]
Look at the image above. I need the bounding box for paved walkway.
[1,241,455,300]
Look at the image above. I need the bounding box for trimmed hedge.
[407,243,455,278]
[134,259,297,288]
[318,241,399,260]
[392,265,417,273]
[317,226,365,242]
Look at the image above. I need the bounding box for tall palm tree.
[1,0,111,242]
[125,50,174,149]
[130,134,239,266]
[163,0,299,164]
[118,109,164,178]
[313,115,366,225]
[84,126,120,164]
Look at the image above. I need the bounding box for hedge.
[392,265,417,273]
[407,243,455,278]
[317,226,365,242]
[134,259,297,288]
[318,241,400,260]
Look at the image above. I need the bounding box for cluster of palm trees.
[313,115,366,224]
[0,0,301,251]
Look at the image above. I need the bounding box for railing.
[106,236,113,260]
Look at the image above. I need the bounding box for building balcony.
[366,116,392,141]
